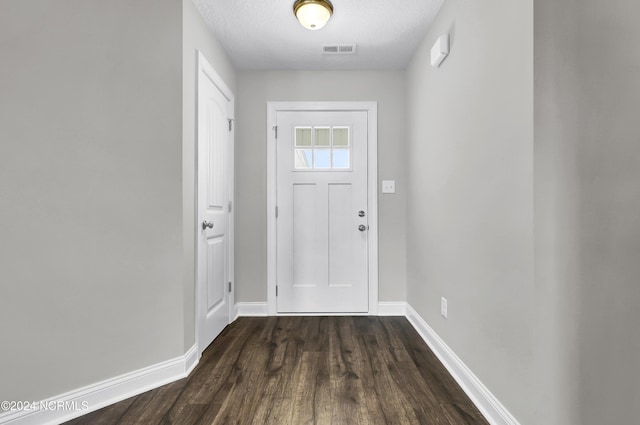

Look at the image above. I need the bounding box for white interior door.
[276,110,369,313]
[197,53,233,353]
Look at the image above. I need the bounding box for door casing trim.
[266,101,378,315]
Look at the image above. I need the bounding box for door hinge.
[273,125,278,139]
[275,206,279,218]
[228,200,232,213]
[228,281,232,293]
[276,285,278,296]
[228,118,234,132]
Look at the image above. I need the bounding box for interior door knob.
[202,221,214,230]
[358,224,367,232]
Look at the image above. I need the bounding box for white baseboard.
[405,304,520,425]
[235,302,405,318]
[0,345,199,425]
[377,301,407,316]
[183,344,199,376]
[234,302,268,320]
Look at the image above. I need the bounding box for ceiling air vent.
[322,44,357,55]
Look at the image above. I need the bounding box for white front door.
[197,52,233,353]
[276,110,370,313]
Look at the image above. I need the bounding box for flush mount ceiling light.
[293,0,334,31]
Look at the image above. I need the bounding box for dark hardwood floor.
[65,317,488,424]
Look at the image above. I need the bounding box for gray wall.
[405,0,535,422]
[182,0,236,351]
[535,0,640,423]
[235,71,407,303]
[0,0,183,401]
[533,1,582,423]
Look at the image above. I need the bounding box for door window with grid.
[294,126,351,170]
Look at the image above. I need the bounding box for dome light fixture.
[293,0,334,31]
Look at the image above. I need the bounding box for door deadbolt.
[358,210,366,217]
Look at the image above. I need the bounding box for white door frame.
[266,101,378,315]
[195,51,235,354]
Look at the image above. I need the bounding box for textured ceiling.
[191,0,446,70]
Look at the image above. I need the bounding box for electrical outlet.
[441,297,448,319]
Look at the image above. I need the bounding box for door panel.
[206,236,225,310]
[207,102,227,209]
[292,183,322,287]
[197,54,232,353]
[328,183,356,287]
[276,110,369,313]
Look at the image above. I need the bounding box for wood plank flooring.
[65,317,488,425]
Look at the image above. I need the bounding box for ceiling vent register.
[322,44,357,55]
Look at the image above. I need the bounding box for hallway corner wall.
[535,0,640,423]
[405,0,535,422]
[0,0,184,402]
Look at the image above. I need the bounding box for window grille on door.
[294,126,351,170]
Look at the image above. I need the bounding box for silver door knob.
[358,210,366,217]
[358,224,367,232]
[202,221,214,230]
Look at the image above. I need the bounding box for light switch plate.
[382,180,396,194]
